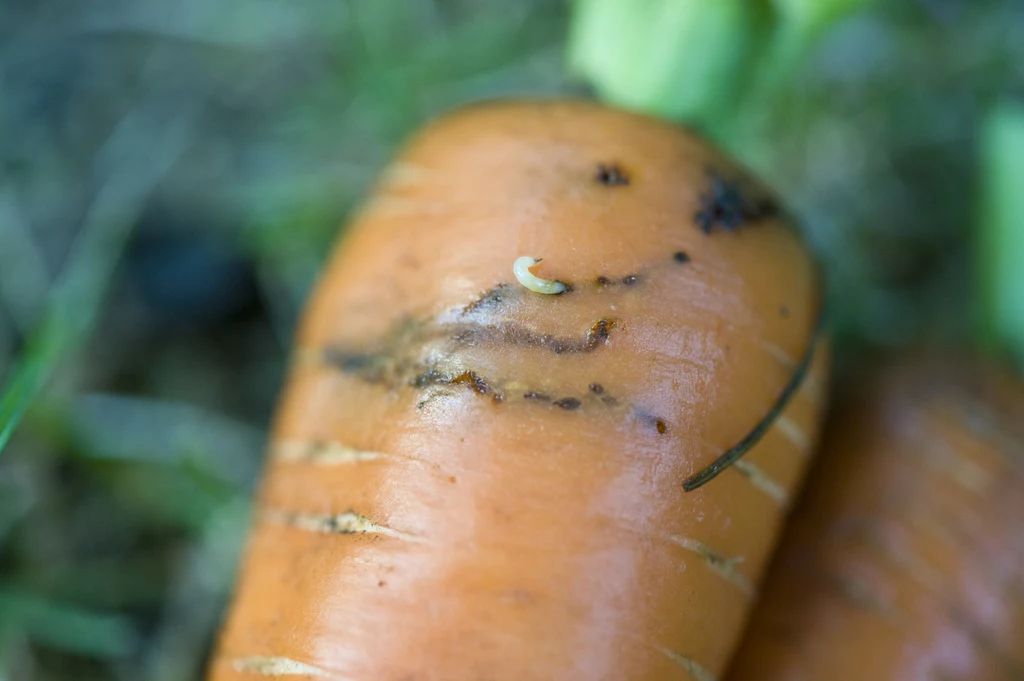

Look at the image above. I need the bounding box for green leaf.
[568,0,770,125]
[771,0,877,35]
[977,102,1024,369]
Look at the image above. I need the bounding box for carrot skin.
[728,359,1024,681]
[209,100,828,681]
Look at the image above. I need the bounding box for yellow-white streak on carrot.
[760,340,825,410]
[232,656,350,679]
[866,530,947,596]
[655,647,718,681]
[512,256,566,295]
[272,441,384,465]
[774,415,811,455]
[905,507,959,553]
[666,536,754,597]
[760,341,796,369]
[732,460,789,507]
[829,572,902,620]
[915,442,993,494]
[263,509,427,543]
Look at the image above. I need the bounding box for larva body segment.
[209,100,827,681]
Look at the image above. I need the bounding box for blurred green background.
[0,1,1022,679]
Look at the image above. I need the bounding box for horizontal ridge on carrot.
[728,358,1024,681]
[208,99,828,681]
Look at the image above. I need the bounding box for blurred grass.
[0,0,1022,679]
[1,2,570,679]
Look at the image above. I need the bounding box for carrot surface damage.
[728,359,1024,681]
[208,100,828,681]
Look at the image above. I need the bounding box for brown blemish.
[673,251,690,264]
[589,383,604,394]
[601,396,619,407]
[695,172,781,234]
[413,368,505,404]
[595,163,630,187]
[322,349,382,377]
[451,370,498,396]
[462,284,509,314]
[553,397,582,411]
[779,305,790,318]
[592,274,644,290]
[411,368,444,388]
[523,391,552,402]
[635,408,669,434]
[455,318,618,354]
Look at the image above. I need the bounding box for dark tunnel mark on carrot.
[595,162,630,186]
[553,397,582,411]
[695,172,782,234]
[461,284,510,313]
[453,318,618,354]
[682,309,825,492]
[634,407,670,435]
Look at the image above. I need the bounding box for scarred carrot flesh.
[728,359,1024,681]
[208,100,827,681]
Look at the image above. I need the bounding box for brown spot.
[378,580,387,587]
[589,383,604,394]
[779,305,789,318]
[595,275,611,287]
[584,318,618,349]
[695,172,781,234]
[601,396,619,407]
[456,318,618,354]
[554,397,582,411]
[595,163,629,186]
[673,251,690,264]
[636,409,669,434]
[451,371,494,396]
[323,349,382,378]
[411,369,444,388]
[449,476,457,484]
[462,285,509,314]
[523,391,551,402]
[621,275,638,286]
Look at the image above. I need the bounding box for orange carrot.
[728,359,1024,681]
[208,100,827,681]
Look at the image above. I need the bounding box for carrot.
[728,359,1024,681]
[208,100,827,681]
